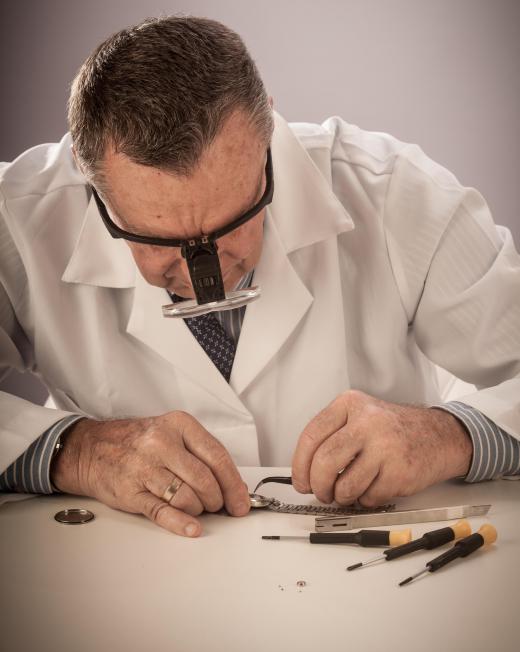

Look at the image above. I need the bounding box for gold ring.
[162,476,184,504]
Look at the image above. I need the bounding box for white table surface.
[1,467,518,652]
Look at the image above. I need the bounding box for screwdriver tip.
[262,536,280,540]
[399,577,413,587]
[346,562,363,571]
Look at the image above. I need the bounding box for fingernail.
[185,523,199,537]
[235,501,250,516]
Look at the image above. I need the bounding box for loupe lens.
[162,286,261,318]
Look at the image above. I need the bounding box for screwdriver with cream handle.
[263,528,412,547]
[399,524,497,586]
[347,519,471,570]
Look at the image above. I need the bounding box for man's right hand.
[50,411,251,537]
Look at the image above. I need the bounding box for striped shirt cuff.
[0,415,84,494]
[434,401,520,482]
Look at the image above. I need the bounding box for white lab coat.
[1,112,519,472]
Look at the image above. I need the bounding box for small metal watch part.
[54,508,95,524]
[249,493,274,508]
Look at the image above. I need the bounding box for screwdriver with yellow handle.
[347,519,471,570]
[399,523,497,586]
[262,528,412,547]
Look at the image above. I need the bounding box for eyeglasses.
[91,148,274,317]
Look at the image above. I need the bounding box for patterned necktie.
[169,293,236,382]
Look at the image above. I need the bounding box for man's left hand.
[291,390,473,507]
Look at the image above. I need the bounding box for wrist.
[429,407,473,480]
[50,418,90,495]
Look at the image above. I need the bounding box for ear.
[268,96,274,109]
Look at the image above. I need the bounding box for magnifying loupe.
[92,149,274,318]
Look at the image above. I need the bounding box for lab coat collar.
[61,189,136,287]
[268,111,354,252]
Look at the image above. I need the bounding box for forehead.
[102,112,267,239]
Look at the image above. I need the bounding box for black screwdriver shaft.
[263,530,396,546]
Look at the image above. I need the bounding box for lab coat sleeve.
[383,144,520,442]
[0,202,79,475]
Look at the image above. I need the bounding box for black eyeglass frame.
[91,148,274,306]
[90,148,274,248]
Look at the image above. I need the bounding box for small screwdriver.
[399,524,497,586]
[347,519,471,570]
[263,528,412,547]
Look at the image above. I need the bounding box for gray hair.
[68,15,273,188]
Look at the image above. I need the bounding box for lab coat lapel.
[230,112,355,396]
[267,112,354,254]
[230,211,313,395]
[61,193,136,287]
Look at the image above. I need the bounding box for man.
[1,16,519,537]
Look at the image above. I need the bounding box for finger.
[144,469,204,517]
[309,425,362,503]
[134,490,202,537]
[160,448,225,513]
[179,416,250,517]
[168,482,205,516]
[358,468,398,508]
[292,395,350,494]
[333,452,380,505]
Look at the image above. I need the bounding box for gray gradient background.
[1,0,519,401]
